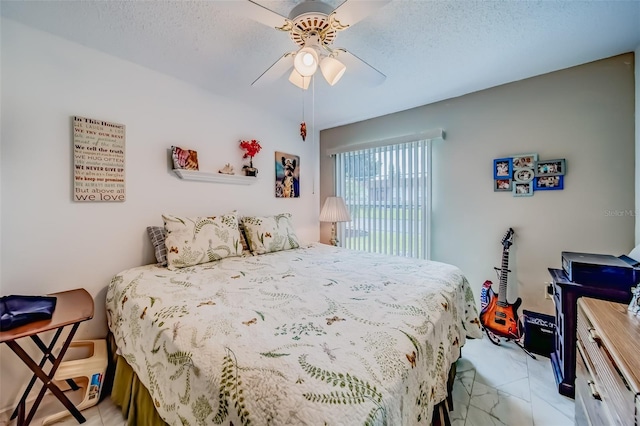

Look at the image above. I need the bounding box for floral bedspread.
[106,244,482,426]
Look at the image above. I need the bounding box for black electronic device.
[618,254,640,268]
[523,310,555,357]
[561,251,639,290]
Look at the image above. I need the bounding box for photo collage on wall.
[493,153,565,197]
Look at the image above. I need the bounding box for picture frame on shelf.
[494,179,512,192]
[513,181,533,197]
[534,175,564,190]
[512,153,538,169]
[171,146,199,170]
[493,158,512,179]
[535,159,566,176]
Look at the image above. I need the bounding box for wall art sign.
[73,116,126,202]
[275,151,300,198]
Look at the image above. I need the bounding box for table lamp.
[319,196,351,246]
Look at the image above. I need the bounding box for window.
[334,139,431,259]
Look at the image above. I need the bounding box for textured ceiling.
[2,1,639,130]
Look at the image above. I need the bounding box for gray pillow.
[146,226,167,266]
[238,222,250,253]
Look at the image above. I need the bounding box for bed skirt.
[106,333,167,426]
[111,354,169,426]
[108,354,456,425]
[106,334,457,426]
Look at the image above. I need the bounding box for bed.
[106,213,482,425]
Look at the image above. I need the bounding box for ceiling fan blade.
[227,0,288,29]
[332,0,392,27]
[252,53,294,87]
[337,49,386,86]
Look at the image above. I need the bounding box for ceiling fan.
[232,0,390,90]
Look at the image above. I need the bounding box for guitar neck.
[498,247,510,306]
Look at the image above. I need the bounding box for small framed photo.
[514,167,534,183]
[535,159,566,176]
[494,179,512,192]
[512,153,538,169]
[534,175,564,190]
[513,181,533,197]
[494,158,512,179]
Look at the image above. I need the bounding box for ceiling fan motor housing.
[286,0,342,48]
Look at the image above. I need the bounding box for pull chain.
[300,77,307,141]
[311,75,316,194]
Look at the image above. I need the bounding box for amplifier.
[523,310,555,357]
[561,251,639,289]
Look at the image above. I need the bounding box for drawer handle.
[587,380,602,400]
[587,328,600,343]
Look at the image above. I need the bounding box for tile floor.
[1,336,574,426]
[451,336,574,426]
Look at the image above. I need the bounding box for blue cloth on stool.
[0,295,57,331]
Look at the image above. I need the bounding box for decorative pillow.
[163,212,242,270]
[171,145,199,170]
[147,226,167,266]
[238,222,251,253]
[242,213,300,255]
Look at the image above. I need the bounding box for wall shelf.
[172,169,257,185]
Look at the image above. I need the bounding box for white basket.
[42,339,108,425]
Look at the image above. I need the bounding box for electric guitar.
[479,228,523,340]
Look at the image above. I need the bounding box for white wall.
[320,53,636,319]
[0,19,318,410]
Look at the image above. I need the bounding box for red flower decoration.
[239,139,262,159]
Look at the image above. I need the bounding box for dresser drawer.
[577,304,635,426]
[576,343,614,425]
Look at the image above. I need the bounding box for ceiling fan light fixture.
[320,56,346,86]
[288,69,311,90]
[293,46,319,76]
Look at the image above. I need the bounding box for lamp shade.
[319,196,351,223]
[293,46,319,77]
[320,56,346,86]
[288,69,311,89]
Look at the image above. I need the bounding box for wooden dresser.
[575,298,640,426]
[548,268,631,397]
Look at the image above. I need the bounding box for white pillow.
[163,212,242,270]
[242,213,300,255]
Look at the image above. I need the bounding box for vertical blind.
[334,139,431,259]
